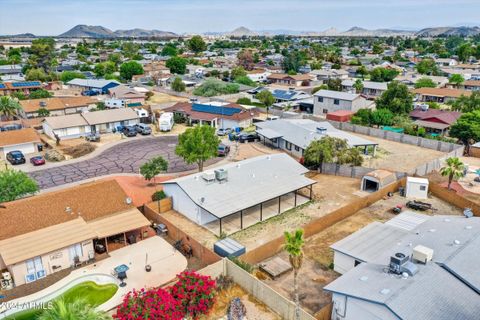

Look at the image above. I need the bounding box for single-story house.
[325,214,480,320]
[164,101,258,129]
[267,73,313,87]
[246,69,271,83]
[162,154,315,236]
[310,69,349,84]
[108,85,146,105]
[255,119,378,158]
[341,80,388,99]
[66,79,120,94]
[0,128,40,157]
[413,87,471,103]
[19,97,96,118]
[409,106,461,134]
[449,80,480,91]
[42,108,139,140]
[0,81,42,96]
[434,58,458,67]
[395,73,449,88]
[313,89,375,115]
[0,180,151,287]
[270,89,311,103]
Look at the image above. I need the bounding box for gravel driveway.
[29,136,220,190]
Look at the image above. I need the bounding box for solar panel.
[0,84,6,89]
[191,103,242,116]
[272,90,296,100]
[11,81,41,87]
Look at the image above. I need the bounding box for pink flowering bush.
[171,270,217,319]
[113,287,183,320]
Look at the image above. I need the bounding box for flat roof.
[163,154,315,219]
[256,119,377,149]
[313,89,360,101]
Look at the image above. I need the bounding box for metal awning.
[257,128,283,140]
[413,120,450,130]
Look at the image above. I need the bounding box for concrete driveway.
[29,136,221,190]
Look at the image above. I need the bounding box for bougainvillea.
[170,270,217,319]
[113,287,183,320]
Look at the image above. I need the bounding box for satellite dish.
[125,197,132,205]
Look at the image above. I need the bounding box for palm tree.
[37,298,111,320]
[440,157,464,190]
[284,229,305,320]
[0,96,21,121]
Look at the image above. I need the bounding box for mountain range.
[58,25,177,38]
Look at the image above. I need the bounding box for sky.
[0,0,479,35]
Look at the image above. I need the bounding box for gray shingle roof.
[313,89,360,101]
[163,154,315,219]
[256,119,377,149]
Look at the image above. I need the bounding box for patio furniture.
[73,256,82,268]
[117,271,127,287]
[153,223,168,236]
[87,250,95,264]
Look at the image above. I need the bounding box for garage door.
[3,143,36,157]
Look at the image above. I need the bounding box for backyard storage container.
[214,238,245,258]
[326,110,354,122]
[405,177,429,199]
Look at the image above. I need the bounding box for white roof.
[407,176,429,184]
[163,154,315,219]
[342,80,388,91]
[313,89,360,101]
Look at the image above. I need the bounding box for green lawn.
[5,281,118,320]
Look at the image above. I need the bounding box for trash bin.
[399,187,405,197]
[37,144,43,152]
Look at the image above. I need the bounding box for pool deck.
[0,236,187,317]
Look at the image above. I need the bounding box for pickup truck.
[85,132,100,142]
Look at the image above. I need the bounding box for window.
[318,96,324,103]
[69,243,83,264]
[285,141,292,150]
[294,145,300,152]
[25,256,45,282]
[323,109,328,114]
[420,185,426,191]
[334,99,340,105]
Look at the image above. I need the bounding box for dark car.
[6,151,26,165]
[81,90,100,96]
[122,126,138,137]
[238,132,259,143]
[218,143,230,156]
[30,155,46,166]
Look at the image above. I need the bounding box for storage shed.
[214,238,245,258]
[361,170,396,192]
[326,110,354,122]
[405,177,429,199]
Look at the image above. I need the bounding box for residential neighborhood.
[0,1,480,319]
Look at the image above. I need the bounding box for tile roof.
[19,96,95,113]
[0,180,134,240]
[409,108,461,125]
[413,87,471,98]
[267,73,312,81]
[0,128,40,147]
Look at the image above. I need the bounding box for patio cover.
[0,218,96,266]
[256,128,283,140]
[87,208,150,238]
[413,120,450,130]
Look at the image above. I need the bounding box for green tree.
[193,79,239,97]
[94,61,116,77]
[29,89,52,99]
[449,110,480,154]
[440,157,465,190]
[0,169,39,202]
[449,91,480,112]
[282,51,306,73]
[108,53,122,66]
[356,65,368,79]
[352,109,372,126]
[187,35,207,54]
[119,61,144,80]
[449,74,465,85]
[416,58,439,75]
[161,44,178,56]
[414,77,437,89]
[234,76,256,86]
[60,71,85,83]
[166,56,188,74]
[37,108,50,117]
[376,81,413,114]
[370,109,394,126]
[26,68,48,81]
[369,67,399,82]
[256,90,275,117]
[0,96,21,120]
[353,79,364,94]
[457,43,473,62]
[171,77,186,92]
[175,125,220,172]
[37,298,111,320]
[231,66,247,80]
[326,78,342,91]
[140,156,168,186]
[27,38,56,72]
[237,49,255,70]
[284,229,305,320]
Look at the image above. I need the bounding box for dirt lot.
[147,92,189,105]
[231,174,362,250]
[354,133,445,172]
[230,141,280,161]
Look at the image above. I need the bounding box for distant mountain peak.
[59,24,176,38]
[227,26,258,36]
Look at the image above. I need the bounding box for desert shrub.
[62,143,95,158]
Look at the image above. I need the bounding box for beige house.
[19,97,96,119]
[0,180,150,287]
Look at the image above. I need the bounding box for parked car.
[218,143,230,156]
[6,151,26,165]
[85,132,100,142]
[217,128,232,136]
[238,132,259,143]
[122,126,138,137]
[81,89,99,96]
[30,155,46,166]
[135,123,152,135]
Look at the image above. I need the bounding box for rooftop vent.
[65,207,72,214]
[125,197,132,205]
[389,252,418,276]
[202,171,216,183]
[215,168,228,182]
[316,127,327,134]
[412,245,433,264]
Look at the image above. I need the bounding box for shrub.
[152,190,167,202]
[216,274,234,292]
[170,270,216,319]
[229,256,253,273]
[113,288,183,320]
[193,79,239,97]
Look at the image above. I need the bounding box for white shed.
[405,177,429,199]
